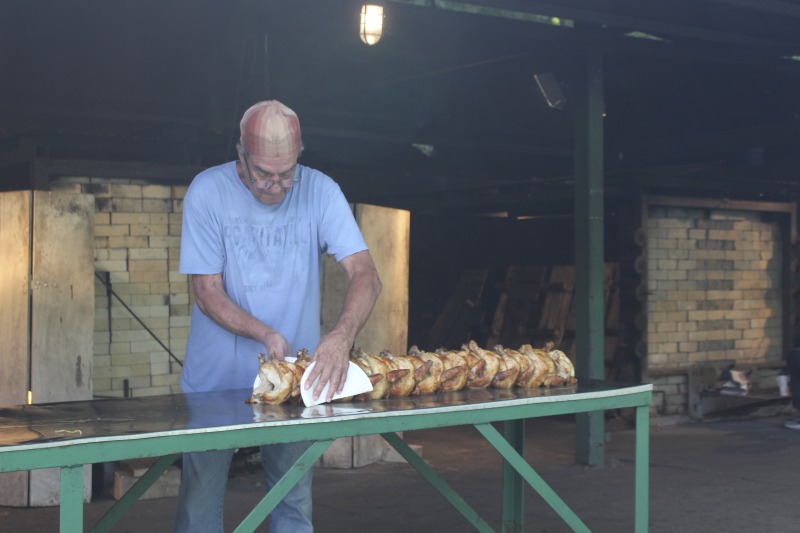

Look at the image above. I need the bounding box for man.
[175,100,382,532]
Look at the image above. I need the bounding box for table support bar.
[381,431,495,533]
[90,454,181,533]
[233,439,334,533]
[474,423,591,533]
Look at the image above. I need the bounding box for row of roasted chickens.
[248,340,577,405]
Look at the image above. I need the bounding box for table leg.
[60,465,84,533]
[233,439,333,533]
[635,404,650,532]
[502,420,524,533]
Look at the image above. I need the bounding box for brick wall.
[646,206,783,415]
[51,177,189,398]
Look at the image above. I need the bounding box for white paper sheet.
[300,361,373,407]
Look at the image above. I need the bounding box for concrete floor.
[2,407,799,532]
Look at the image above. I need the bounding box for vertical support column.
[501,419,525,532]
[573,47,606,465]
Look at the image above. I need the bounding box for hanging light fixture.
[360,4,384,45]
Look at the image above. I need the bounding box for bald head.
[239,100,302,166]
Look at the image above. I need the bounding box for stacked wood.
[489,264,628,381]
[424,268,488,349]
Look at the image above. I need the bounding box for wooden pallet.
[423,268,489,350]
[490,264,622,379]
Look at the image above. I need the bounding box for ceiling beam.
[385,0,800,48]
[304,127,570,157]
[621,122,800,164]
[384,0,574,27]
[698,0,800,18]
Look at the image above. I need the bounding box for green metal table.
[0,379,651,532]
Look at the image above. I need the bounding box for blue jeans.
[173,442,313,533]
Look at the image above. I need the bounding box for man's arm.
[191,273,292,358]
[305,250,382,401]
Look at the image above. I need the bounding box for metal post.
[573,46,606,465]
[635,404,651,532]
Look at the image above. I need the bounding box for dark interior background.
[3,0,800,346]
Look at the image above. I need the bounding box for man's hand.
[192,273,292,359]
[304,329,352,402]
[260,330,292,360]
[303,250,381,403]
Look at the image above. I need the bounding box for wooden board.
[320,203,410,468]
[0,191,31,406]
[29,192,95,506]
[0,191,32,505]
[491,264,622,379]
[424,267,488,349]
[494,266,548,348]
[0,191,94,506]
[321,204,410,356]
[353,204,410,355]
[538,266,576,347]
[30,191,95,404]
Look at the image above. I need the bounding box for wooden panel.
[0,191,31,406]
[496,266,548,348]
[322,204,410,355]
[29,191,94,404]
[29,192,94,507]
[490,263,622,379]
[0,191,32,506]
[354,204,410,355]
[320,204,410,468]
[424,268,488,350]
[353,205,411,465]
[539,266,576,346]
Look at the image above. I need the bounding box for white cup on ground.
[777,375,791,397]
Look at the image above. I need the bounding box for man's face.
[239,149,298,205]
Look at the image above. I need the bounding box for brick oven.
[639,195,796,417]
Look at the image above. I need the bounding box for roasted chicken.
[246,340,577,405]
[352,347,391,400]
[464,340,502,388]
[380,350,419,398]
[408,345,444,395]
[247,353,300,405]
[434,347,470,391]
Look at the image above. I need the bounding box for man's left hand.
[306,329,352,402]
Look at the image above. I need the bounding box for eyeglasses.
[240,149,301,188]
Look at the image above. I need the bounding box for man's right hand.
[261,329,292,360]
[191,273,292,359]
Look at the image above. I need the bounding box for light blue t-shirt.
[179,161,368,393]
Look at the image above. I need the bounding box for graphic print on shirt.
[224,213,312,292]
